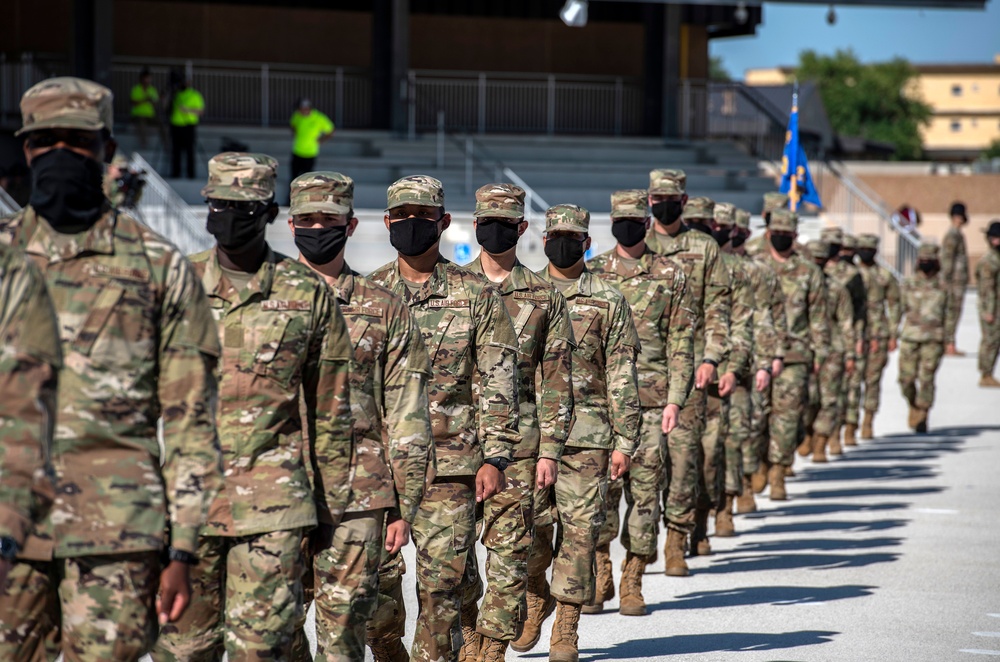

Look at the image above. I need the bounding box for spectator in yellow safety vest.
[168,70,204,179]
[289,98,334,181]
[130,68,160,149]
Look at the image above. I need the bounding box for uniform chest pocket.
[429,310,474,370]
[249,309,312,388]
[571,309,602,364]
[72,278,157,373]
[918,289,947,319]
[348,318,386,387]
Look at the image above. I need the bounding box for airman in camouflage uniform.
[461,183,575,662]
[522,204,639,662]
[153,154,354,662]
[588,189,694,615]
[941,202,970,356]
[976,222,1000,387]
[0,243,60,602]
[283,173,435,662]
[644,170,731,575]
[801,239,855,462]
[754,209,829,500]
[0,77,223,662]
[899,243,955,433]
[854,234,902,438]
[744,192,789,258]
[369,176,519,662]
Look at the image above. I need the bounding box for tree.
[983,139,1000,160]
[710,56,731,82]
[796,49,932,161]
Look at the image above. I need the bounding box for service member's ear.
[584,236,592,252]
[517,220,528,237]
[347,217,359,238]
[383,215,391,231]
[287,217,296,236]
[439,213,452,233]
[644,217,651,230]
[264,202,280,225]
[103,136,118,165]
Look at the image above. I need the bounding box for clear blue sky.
[712,1,1000,80]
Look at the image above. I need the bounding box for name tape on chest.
[340,305,384,317]
[427,299,471,309]
[574,297,609,310]
[261,299,312,311]
[90,263,150,282]
[512,291,549,302]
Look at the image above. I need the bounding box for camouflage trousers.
[701,387,731,503]
[597,408,666,557]
[460,457,535,640]
[528,447,610,605]
[898,340,944,410]
[864,342,891,413]
[366,550,406,647]
[768,363,810,466]
[661,389,705,533]
[805,352,845,438]
[0,552,159,662]
[748,381,771,475]
[979,317,1000,376]
[292,510,385,662]
[844,351,867,426]
[151,528,305,662]
[729,379,754,480]
[946,285,965,346]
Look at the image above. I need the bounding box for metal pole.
[436,110,445,168]
[547,75,556,136]
[614,77,623,137]
[465,137,473,194]
[478,73,486,135]
[407,71,416,141]
[260,63,269,128]
[336,67,344,127]
[185,60,193,83]
[1,53,6,127]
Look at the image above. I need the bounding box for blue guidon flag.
[779,87,822,212]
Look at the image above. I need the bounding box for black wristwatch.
[0,536,19,561]
[167,547,199,566]
[484,457,510,473]
[702,358,719,368]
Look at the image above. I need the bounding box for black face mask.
[476,219,521,255]
[390,217,440,257]
[712,227,733,247]
[839,252,855,264]
[918,261,939,275]
[29,148,106,233]
[651,200,684,224]
[207,207,270,251]
[295,226,348,265]
[731,233,747,249]
[857,248,877,264]
[827,243,842,260]
[545,236,585,269]
[687,221,712,237]
[770,234,794,253]
[611,219,647,248]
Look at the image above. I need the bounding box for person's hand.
[754,369,771,392]
[476,464,505,502]
[661,404,680,434]
[0,559,11,596]
[610,450,631,481]
[384,514,410,555]
[855,340,864,357]
[888,338,898,352]
[813,361,821,375]
[771,358,784,378]
[870,338,880,353]
[695,363,717,390]
[845,358,856,375]
[718,372,737,397]
[157,560,192,626]
[986,314,996,325]
[536,458,558,490]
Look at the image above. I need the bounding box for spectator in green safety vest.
[168,70,204,179]
[289,98,334,181]
[130,68,159,149]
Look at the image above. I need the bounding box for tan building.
[745,56,1000,160]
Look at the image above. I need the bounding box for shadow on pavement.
[697,551,899,574]
[733,536,903,554]
[880,425,1000,439]
[748,518,909,535]
[803,486,943,499]
[741,501,909,519]
[560,630,838,658]
[795,463,937,483]
[651,584,876,610]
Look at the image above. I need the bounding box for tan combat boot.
[829,429,843,456]
[460,601,482,662]
[369,635,410,662]
[784,465,796,478]
[736,475,757,514]
[751,462,769,494]
[797,433,813,457]
[618,552,648,616]
[980,374,1000,388]
[915,408,929,434]
[768,464,787,501]
[548,601,582,662]
[510,574,554,653]
[664,528,689,577]
[476,637,508,662]
[844,423,858,447]
[691,508,712,556]
[908,406,919,430]
[861,410,876,440]
[811,434,828,463]
[715,495,736,537]
[582,543,613,614]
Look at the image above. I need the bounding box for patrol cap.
[290,171,354,216]
[649,169,686,196]
[762,192,789,215]
[949,201,967,219]
[17,77,114,137]
[806,239,828,259]
[842,234,858,250]
[610,189,649,219]
[682,196,714,222]
[714,202,736,227]
[769,208,798,233]
[387,175,444,211]
[820,227,844,245]
[985,220,1000,238]
[474,183,525,219]
[546,204,590,234]
[858,233,880,249]
[917,242,940,260]
[734,208,751,231]
[201,152,278,202]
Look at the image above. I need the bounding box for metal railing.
[128,153,213,256]
[678,79,788,162]
[0,186,20,216]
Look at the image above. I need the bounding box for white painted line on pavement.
[974,633,1000,638]
[960,650,1000,656]
[989,614,1000,619]
[914,508,959,514]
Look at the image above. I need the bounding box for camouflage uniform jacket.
[821,270,857,359]
[190,246,353,533]
[755,252,830,366]
[0,243,61,549]
[332,264,433,524]
[369,257,518,476]
[644,226,731,365]
[587,247,694,408]
[538,268,641,455]
[746,235,813,260]
[977,250,1000,321]
[941,227,969,289]
[900,272,954,344]
[741,256,784,372]
[857,262,902,342]
[0,206,222,559]
[718,251,755,378]
[825,260,868,344]
[466,257,574,461]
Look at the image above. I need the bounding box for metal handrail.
[0,187,20,216]
[128,153,213,256]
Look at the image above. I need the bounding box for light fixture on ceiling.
[734,1,749,25]
[560,0,588,27]
[826,4,837,25]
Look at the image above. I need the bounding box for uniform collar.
[385,256,452,303]
[21,203,116,263]
[333,263,358,304]
[467,255,531,294]
[606,247,655,276]
[203,244,278,306]
[539,264,593,297]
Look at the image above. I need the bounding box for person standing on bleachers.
[130,68,159,149]
[168,70,204,179]
[289,98,334,181]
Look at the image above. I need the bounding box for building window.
[951,84,962,96]
[972,118,978,128]
[950,120,961,132]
